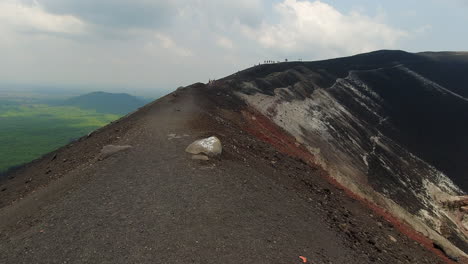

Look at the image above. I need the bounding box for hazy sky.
[0,0,467,93]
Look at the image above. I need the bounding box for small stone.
[99,145,132,159]
[388,235,397,243]
[192,155,209,161]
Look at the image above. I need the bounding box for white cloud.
[242,0,407,58]
[146,33,193,57]
[216,36,235,50]
[176,0,264,27]
[0,0,85,34]
[414,24,432,35]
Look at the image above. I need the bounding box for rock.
[168,133,189,140]
[192,154,209,161]
[185,136,222,157]
[388,235,397,243]
[99,145,132,159]
[461,206,468,213]
[432,242,460,262]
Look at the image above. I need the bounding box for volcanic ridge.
[0,50,467,263]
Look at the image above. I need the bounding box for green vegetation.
[0,102,120,173]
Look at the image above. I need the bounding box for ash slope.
[237,50,468,192]
[217,50,467,259]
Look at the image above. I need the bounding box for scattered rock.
[185,136,222,157]
[388,235,397,243]
[99,145,132,160]
[461,206,468,213]
[168,133,189,140]
[432,242,459,262]
[192,154,209,161]
[367,238,376,245]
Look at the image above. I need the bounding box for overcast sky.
[0,0,467,94]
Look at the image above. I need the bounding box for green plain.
[0,102,119,172]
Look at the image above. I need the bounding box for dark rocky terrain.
[0,50,467,263]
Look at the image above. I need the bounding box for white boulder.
[185,136,222,156]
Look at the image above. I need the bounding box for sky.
[0,0,467,94]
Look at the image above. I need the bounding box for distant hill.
[63,91,147,115]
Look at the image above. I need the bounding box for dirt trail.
[0,87,445,263]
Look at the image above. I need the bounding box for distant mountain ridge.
[63,91,147,115]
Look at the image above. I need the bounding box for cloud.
[216,36,235,50]
[24,0,176,29]
[451,0,468,7]
[180,0,265,28]
[414,24,432,35]
[242,0,407,58]
[24,0,264,31]
[0,0,85,34]
[146,33,193,57]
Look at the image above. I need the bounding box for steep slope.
[63,91,146,115]
[0,50,466,263]
[208,50,468,260]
